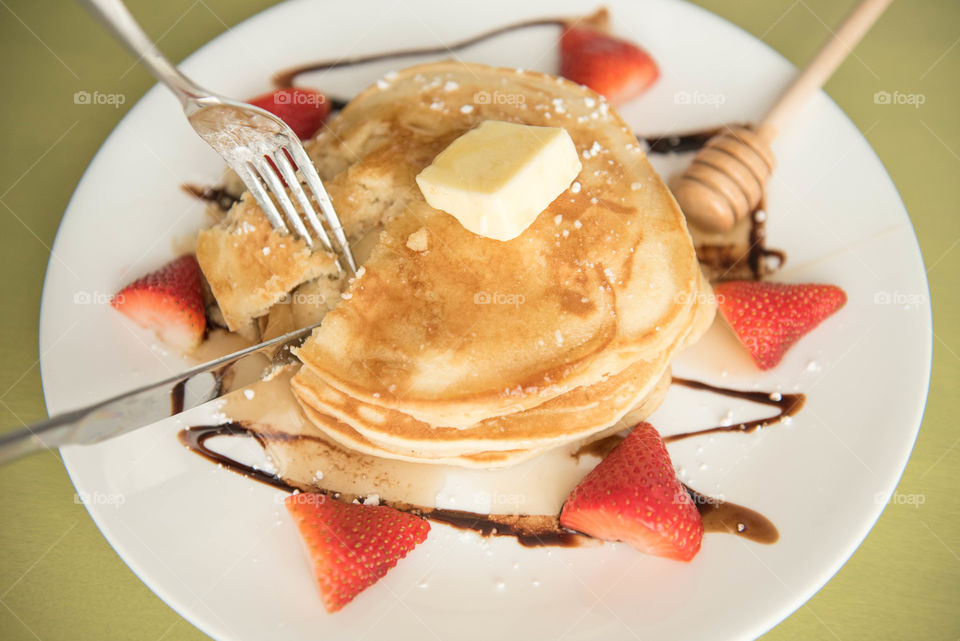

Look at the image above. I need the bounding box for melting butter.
[416,120,581,241]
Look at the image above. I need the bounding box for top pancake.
[295,61,704,428]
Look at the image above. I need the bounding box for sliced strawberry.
[247,88,331,140]
[560,423,702,561]
[111,255,206,352]
[714,281,847,370]
[560,24,659,106]
[285,493,430,612]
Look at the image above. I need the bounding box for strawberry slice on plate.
[111,254,206,353]
[560,14,659,106]
[714,281,847,370]
[247,87,331,140]
[560,422,702,562]
[285,493,430,612]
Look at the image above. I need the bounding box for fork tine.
[286,144,358,274]
[269,150,337,259]
[234,163,288,234]
[252,157,313,245]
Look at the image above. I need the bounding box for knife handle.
[0,373,218,465]
[0,406,93,463]
[0,322,320,466]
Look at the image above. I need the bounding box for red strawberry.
[247,88,331,140]
[560,423,702,562]
[714,281,847,370]
[111,255,206,352]
[560,25,659,106]
[285,493,430,612]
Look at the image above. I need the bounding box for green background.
[0,0,956,638]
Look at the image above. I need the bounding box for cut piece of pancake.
[296,61,707,428]
[196,194,340,333]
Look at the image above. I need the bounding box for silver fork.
[82,0,357,274]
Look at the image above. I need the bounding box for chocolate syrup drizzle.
[177,423,585,546]
[170,363,233,417]
[666,377,805,442]
[178,422,291,491]
[747,207,787,279]
[642,129,724,155]
[687,486,779,544]
[181,184,241,212]
[178,376,796,546]
[418,509,585,548]
[171,380,187,415]
[272,17,566,88]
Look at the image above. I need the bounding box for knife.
[0,323,319,465]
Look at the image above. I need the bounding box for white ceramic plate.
[39,0,931,639]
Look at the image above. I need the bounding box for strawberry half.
[285,494,430,612]
[247,87,331,140]
[714,281,847,370]
[560,24,659,106]
[111,255,206,352]
[560,422,702,562]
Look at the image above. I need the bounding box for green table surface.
[0,0,956,639]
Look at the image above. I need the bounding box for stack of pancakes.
[281,62,716,468]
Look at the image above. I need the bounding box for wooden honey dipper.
[672,0,892,233]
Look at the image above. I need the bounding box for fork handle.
[80,0,208,104]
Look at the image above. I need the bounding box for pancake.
[291,267,711,458]
[295,369,672,469]
[289,271,714,463]
[294,61,708,428]
[290,269,712,454]
[197,194,340,333]
[298,401,534,468]
[292,351,673,456]
[291,275,712,465]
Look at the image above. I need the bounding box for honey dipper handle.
[758,0,892,139]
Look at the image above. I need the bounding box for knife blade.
[0,323,319,465]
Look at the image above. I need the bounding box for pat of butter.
[415,120,582,241]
